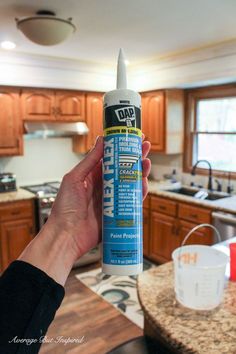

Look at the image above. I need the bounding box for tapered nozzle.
[116,48,127,89]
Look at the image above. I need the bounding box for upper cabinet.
[21,89,86,122]
[73,92,103,153]
[142,91,165,151]
[141,90,184,153]
[0,87,23,156]
[21,89,55,121]
[55,91,85,121]
[85,93,103,150]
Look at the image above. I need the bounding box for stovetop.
[22,182,60,198]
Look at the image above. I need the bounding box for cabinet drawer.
[178,203,211,224]
[150,196,177,217]
[143,195,150,209]
[0,200,33,222]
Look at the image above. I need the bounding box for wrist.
[18,217,78,286]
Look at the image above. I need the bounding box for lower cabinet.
[0,200,35,272]
[150,212,176,263]
[148,195,213,264]
[178,219,212,246]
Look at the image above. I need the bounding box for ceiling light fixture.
[15,10,76,46]
[1,41,16,50]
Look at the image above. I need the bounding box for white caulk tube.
[102,49,142,275]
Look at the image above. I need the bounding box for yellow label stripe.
[104,126,142,137]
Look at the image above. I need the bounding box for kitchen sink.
[167,187,230,201]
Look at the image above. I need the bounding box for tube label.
[103,104,142,266]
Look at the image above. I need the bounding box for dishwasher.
[212,211,236,243]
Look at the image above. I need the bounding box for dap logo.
[115,106,136,127]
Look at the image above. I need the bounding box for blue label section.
[103,133,142,266]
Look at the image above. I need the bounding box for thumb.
[71,136,103,181]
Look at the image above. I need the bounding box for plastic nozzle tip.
[116,48,127,89]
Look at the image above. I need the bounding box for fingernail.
[92,136,102,149]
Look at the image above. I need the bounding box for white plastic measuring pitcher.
[172,224,229,310]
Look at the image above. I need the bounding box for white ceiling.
[1,0,236,65]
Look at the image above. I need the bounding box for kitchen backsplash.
[0,143,235,193]
[149,153,236,194]
[0,138,82,186]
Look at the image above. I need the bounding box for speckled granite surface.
[0,188,35,203]
[148,180,236,214]
[138,262,236,354]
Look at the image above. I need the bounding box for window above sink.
[184,84,236,179]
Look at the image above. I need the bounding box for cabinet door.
[86,93,103,150]
[150,211,175,263]
[55,91,85,121]
[0,218,34,271]
[143,208,150,257]
[21,89,55,121]
[178,220,213,246]
[0,88,22,156]
[142,91,165,152]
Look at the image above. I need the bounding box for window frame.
[184,84,236,179]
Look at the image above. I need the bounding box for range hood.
[24,121,89,138]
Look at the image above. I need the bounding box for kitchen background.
[1,1,236,353]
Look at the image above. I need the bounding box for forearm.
[18,216,78,286]
[0,261,64,353]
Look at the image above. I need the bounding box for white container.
[172,224,229,310]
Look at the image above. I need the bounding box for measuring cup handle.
[181,223,222,248]
[177,223,222,268]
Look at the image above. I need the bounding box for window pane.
[196,134,236,172]
[197,98,236,132]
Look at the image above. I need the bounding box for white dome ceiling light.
[15,10,76,46]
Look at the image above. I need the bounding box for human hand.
[19,136,151,285]
[48,136,151,260]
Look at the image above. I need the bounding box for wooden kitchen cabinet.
[55,91,85,121]
[150,211,176,263]
[0,87,23,156]
[85,93,103,150]
[21,89,86,122]
[141,90,184,153]
[21,89,55,121]
[0,219,34,271]
[148,195,213,264]
[142,91,165,151]
[178,219,212,246]
[73,92,103,153]
[0,200,35,272]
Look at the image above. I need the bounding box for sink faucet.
[191,160,213,191]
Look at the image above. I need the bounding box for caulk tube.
[102,49,142,275]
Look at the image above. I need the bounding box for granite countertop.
[0,188,35,203]
[148,180,236,215]
[138,260,236,353]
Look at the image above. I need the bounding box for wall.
[1,39,236,92]
[0,137,83,186]
[149,153,236,193]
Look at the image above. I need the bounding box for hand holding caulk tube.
[18,135,151,286]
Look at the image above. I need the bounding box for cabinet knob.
[11,210,20,215]
[190,214,198,219]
